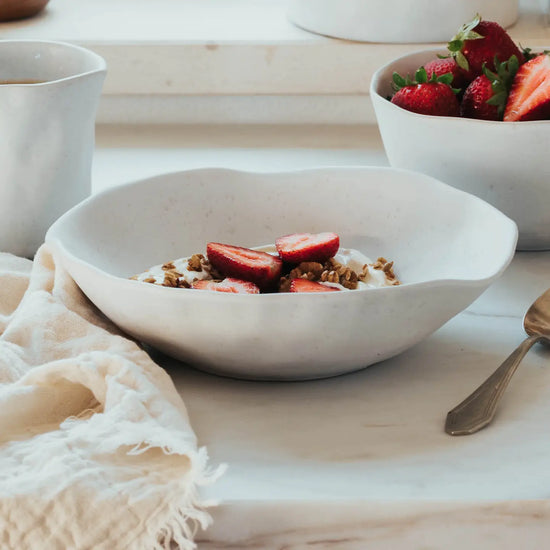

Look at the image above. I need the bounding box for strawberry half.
[390,67,460,117]
[460,55,519,120]
[192,277,260,294]
[206,243,282,290]
[447,15,524,82]
[504,53,550,121]
[289,279,341,293]
[275,232,340,263]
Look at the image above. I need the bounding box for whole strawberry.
[504,53,550,121]
[447,15,524,82]
[391,67,460,117]
[460,55,519,120]
[424,57,467,90]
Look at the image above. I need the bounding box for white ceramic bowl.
[371,48,550,251]
[287,0,518,43]
[46,168,517,380]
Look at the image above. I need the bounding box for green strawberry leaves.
[392,68,460,94]
[448,40,464,53]
[392,72,410,90]
[447,14,484,71]
[454,14,483,41]
[453,51,470,71]
[415,67,428,84]
[437,73,454,86]
[483,55,520,117]
[522,46,550,61]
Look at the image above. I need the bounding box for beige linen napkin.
[0,245,220,550]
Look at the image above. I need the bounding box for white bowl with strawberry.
[46,167,517,380]
[370,15,550,250]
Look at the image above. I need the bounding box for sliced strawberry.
[206,243,282,290]
[192,277,260,294]
[504,54,550,121]
[289,279,341,293]
[275,232,340,263]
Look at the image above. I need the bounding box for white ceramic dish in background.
[46,168,517,381]
[0,40,105,258]
[371,47,550,251]
[287,0,518,43]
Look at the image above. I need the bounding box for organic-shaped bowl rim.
[46,166,518,299]
[0,39,106,86]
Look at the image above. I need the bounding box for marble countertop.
[165,250,550,549]
[94,124,550,549]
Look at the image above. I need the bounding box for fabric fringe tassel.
[137,445,226,549]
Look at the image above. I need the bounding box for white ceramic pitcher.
[0,40,106,258]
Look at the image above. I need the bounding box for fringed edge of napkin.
[61,409,227,550]
[138,446,227,550]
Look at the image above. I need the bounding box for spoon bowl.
[524,289,550,339]
[446,288,550,435]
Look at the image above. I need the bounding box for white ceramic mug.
[0,40,106,258]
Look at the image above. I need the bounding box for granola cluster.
[131,249,400,292]
[185,254,221,278]
[131,253,222,288]
[367,257,400,285]
[278,256,399,292]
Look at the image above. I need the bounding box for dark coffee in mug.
[0,80,46,84]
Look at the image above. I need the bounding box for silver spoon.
[445,288,550,436]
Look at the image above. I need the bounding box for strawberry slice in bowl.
[206,242,282,290]
[192,278,260,294]
[289,279,341,293]
[504,53,550,122]
[275,232,340,263]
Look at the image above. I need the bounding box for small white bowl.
[371,48,550,251]
[287,0,518,43]
[46,168,517,380]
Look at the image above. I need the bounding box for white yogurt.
[332,248,396,290]
[134,245,398,290]
[132,256,211,285]
[258,244,397,290]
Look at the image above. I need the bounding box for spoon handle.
[445,334,543,435]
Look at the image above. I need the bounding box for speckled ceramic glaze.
[46,167,517,380]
